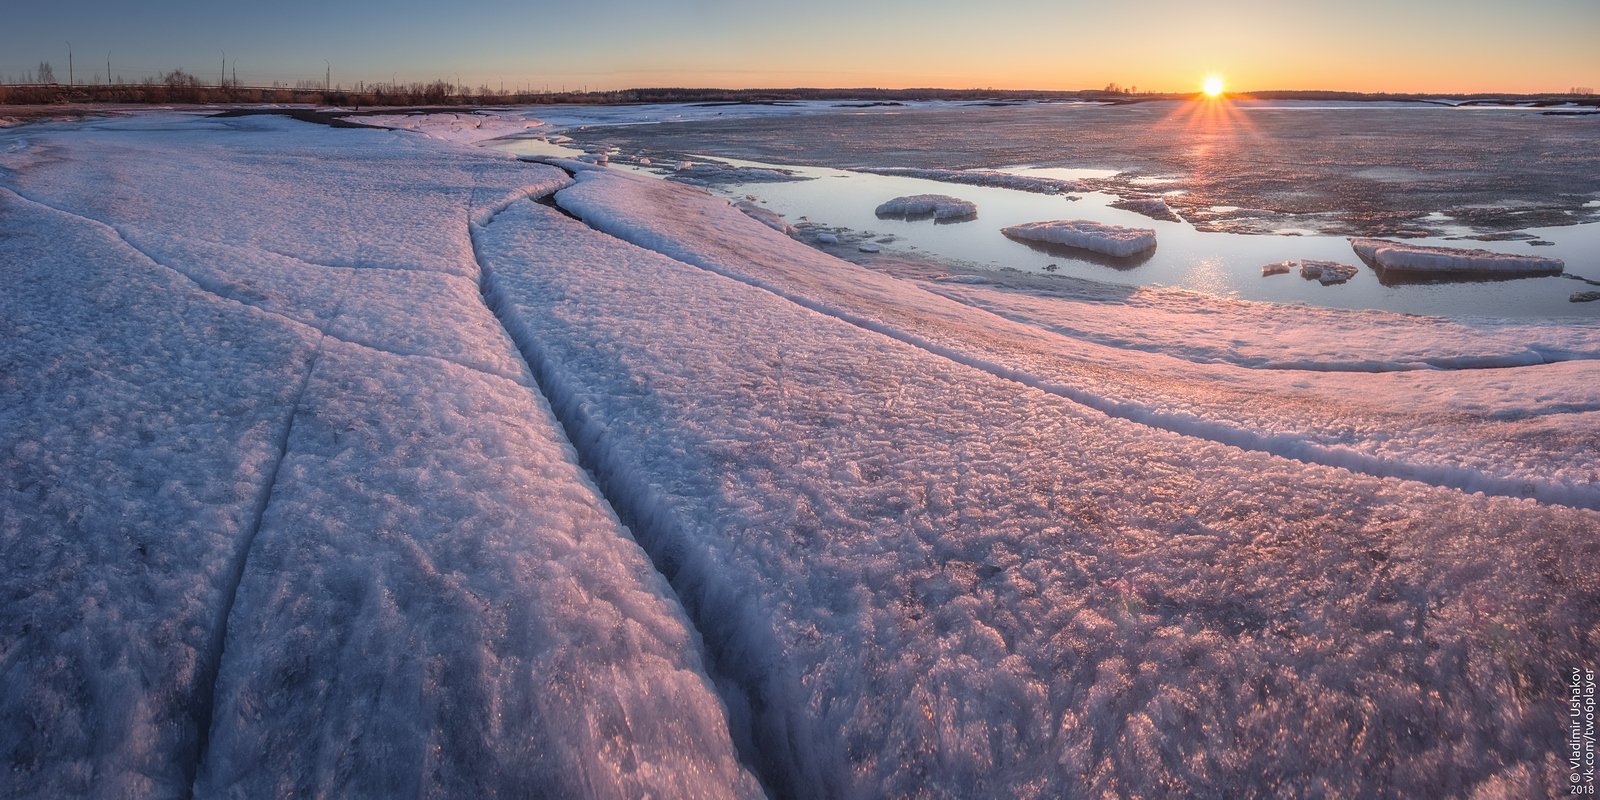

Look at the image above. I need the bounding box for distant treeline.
[0,76,616,107]
[1237,89,1600,106]
[0,81,1149,107]
[3,77,1598,108]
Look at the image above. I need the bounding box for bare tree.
[37,61,55,84]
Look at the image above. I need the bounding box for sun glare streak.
[1202,75,1225,97]
[1150,81,1270,209]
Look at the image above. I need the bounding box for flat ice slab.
[1351,237,1564,275]
[875,193,977,220]
[1002,219,1158,258]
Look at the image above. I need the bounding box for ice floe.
[1299,259,1359,285]
[874,193,978,220]
[1351,237,1565,276]
[1109,196,1181,222]
[1002,219,1158,258]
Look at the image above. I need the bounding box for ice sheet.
[0,113,756,799]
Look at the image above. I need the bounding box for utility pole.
[325,60,331,91]
[107,51,111,86]
[66,41,72,86]
[220,50,226,87]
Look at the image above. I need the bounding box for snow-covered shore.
[3,111,1597,799]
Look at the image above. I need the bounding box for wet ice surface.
[533,100,1600,318]
[4,109,1599,799]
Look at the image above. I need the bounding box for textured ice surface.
[1002,219,1158,258]
[874,193,978,220]
[0,113,756,799]
[195,340,760,800]
[1351,237,1565,275]
[0,114,566,278]
[0,188,317,798]
[921,280,1600,372]
[494,168,1598,798]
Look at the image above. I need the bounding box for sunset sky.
[3,0,1595,93]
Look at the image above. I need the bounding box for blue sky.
[2,0,1596,92]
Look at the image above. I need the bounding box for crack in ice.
[185,335,326,800]
[467,201,797,799]
[0,187,533,387]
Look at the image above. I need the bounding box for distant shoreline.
[3,82,1598,110]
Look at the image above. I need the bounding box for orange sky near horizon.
[2,0,1595,94]
[555,1,1598,95]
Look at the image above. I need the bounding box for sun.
[1202,75,1225,97]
